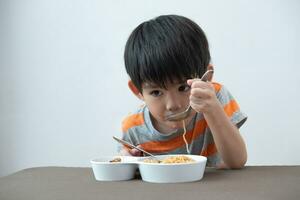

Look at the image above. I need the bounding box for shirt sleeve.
[215,83,247,128]
[117,113,142,153]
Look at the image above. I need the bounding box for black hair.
[124,14,211,92]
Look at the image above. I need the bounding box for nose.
[165,94,182,112]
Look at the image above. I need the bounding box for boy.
[119,15,247,169]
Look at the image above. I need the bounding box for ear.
[206,64,214,81]
[128,80,144,100]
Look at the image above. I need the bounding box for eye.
[150,90,163,97]
[178,84,190,92]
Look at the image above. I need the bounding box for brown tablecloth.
[0,166,299,200]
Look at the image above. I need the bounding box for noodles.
[182,120,190,154]
[143,155,195,164]
[161,155,195,163]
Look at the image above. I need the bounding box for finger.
[191,80,212,89]
[190,88,211,98]
[187,78,202,86]
[190,101,205,112]
[129,148,141,156]
[187,79,194,86]
[136,145,144,156]
[190,96,208,107]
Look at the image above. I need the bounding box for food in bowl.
[143,155,195,164]
[109,157,122,163]
[138,154,207,183]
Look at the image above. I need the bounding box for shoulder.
[212,82,238,108]
[212,82,222,93]
[212,82,247,127]
[121,105,146,133]
[212,82,232,96]
[212,82,234,101]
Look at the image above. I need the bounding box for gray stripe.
[206,153,222,167]
[216,85,234,106]
[231,110,247,127]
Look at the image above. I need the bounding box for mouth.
[164,113,176,120]
[164,110,185,119]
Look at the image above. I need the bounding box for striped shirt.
[119,82,247,167]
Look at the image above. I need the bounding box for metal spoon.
[112,136,160,161]
[165,69,214,121]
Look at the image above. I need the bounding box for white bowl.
[137,155,207,183]
[90,156,138,181]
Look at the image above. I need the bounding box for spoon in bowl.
[165,69,214,121]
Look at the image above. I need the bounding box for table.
[0,166,299,200]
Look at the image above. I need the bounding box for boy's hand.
[119,145,143,156]
[187,79,221,114]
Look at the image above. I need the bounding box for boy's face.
[130,80,196,134]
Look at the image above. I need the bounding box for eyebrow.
[142,81,188,89]
[142,83,159,89]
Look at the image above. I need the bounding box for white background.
[1,0,300,177]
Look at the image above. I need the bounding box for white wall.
[1,0,300,177]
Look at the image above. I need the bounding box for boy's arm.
[188,80,247,169]
[204,101,247,169]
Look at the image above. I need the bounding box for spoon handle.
[113,136,158,159]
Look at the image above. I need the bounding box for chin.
[168,121,185,129]
[169,116,194,128]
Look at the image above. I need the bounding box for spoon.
[165,69,214,121]
[112,136,160,161]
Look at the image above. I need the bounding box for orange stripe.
[212,82,222,92]
[200,143,217,157]
[224,99,240,117]
[140,119,207,153]
[122,113,144,133]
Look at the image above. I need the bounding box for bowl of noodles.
[137,154,207,183]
